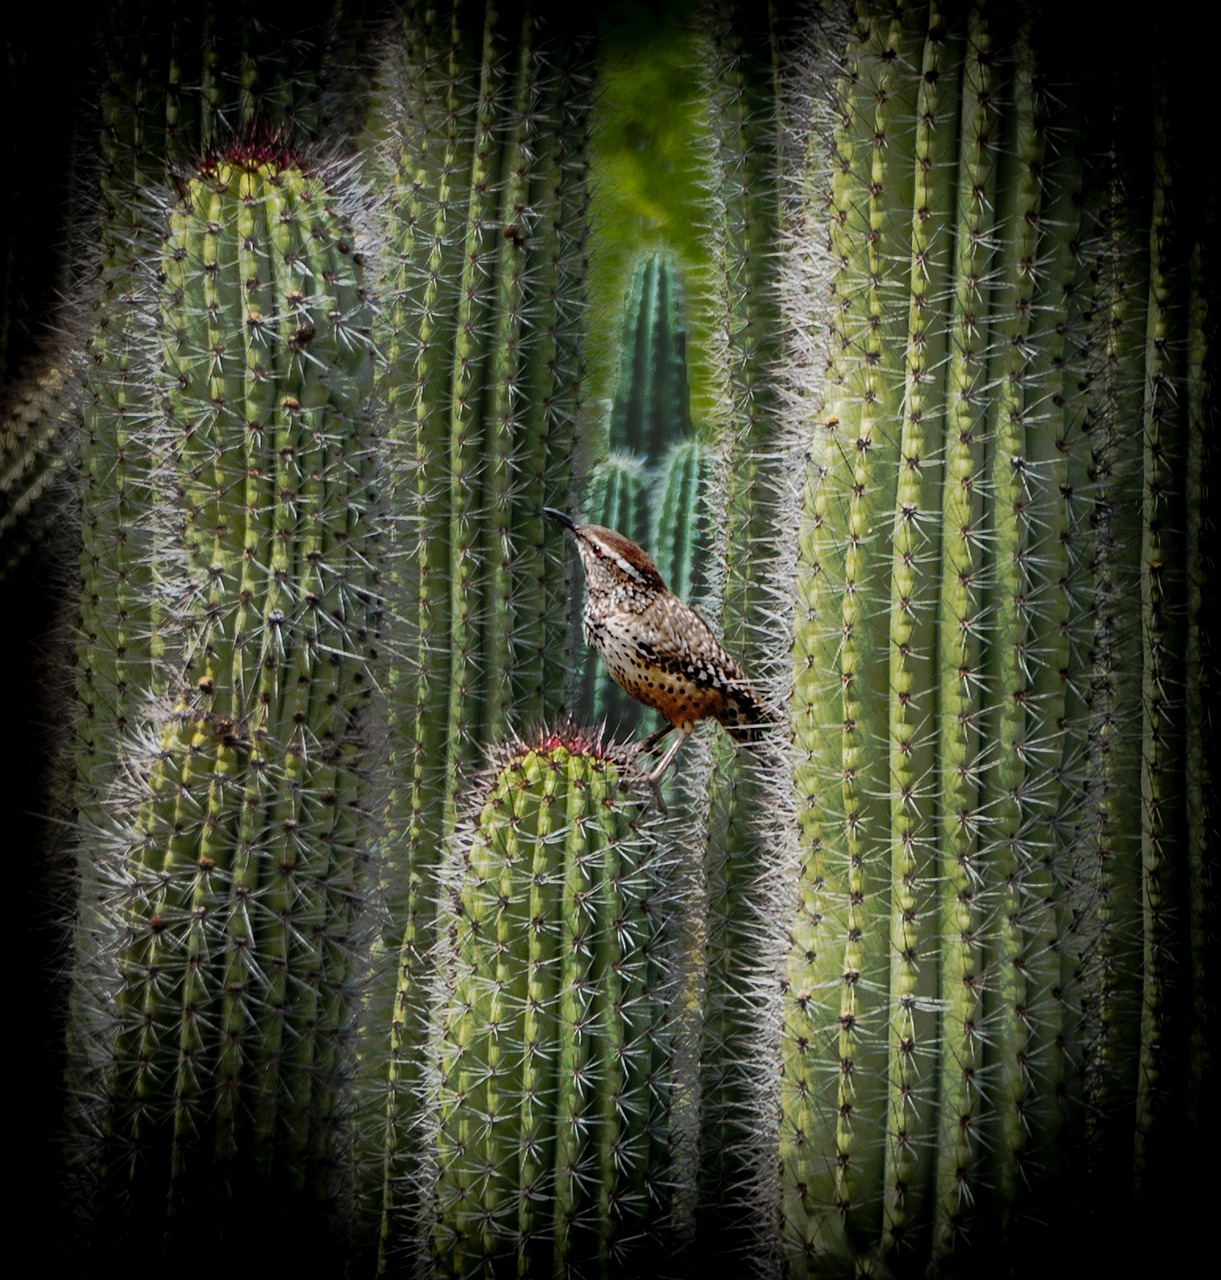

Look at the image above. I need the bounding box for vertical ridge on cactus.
[1072,97,1154,1206]
[608,251,695,462]
[651,436,706,603]
[930,8,997,1249]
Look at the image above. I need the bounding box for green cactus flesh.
[651,436,706,604]
[608,250,694,461]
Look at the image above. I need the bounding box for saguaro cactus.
[67,142,383,1243]
[771,2,1211,1273]
[404,727,678,1275]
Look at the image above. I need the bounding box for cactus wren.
[546,508,770,789]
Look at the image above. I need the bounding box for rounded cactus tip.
[189,126,311,181]
[482,719,657,778]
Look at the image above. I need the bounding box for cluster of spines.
[68,148,383,1236]
[415,728,677,1276]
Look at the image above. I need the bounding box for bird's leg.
[639,730,688,815]
[646,730,687,784]
[637,721,674,756]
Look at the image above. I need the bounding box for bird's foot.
[640,776,668,817]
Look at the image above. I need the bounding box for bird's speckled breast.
[585,592,761,735]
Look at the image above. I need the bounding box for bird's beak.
[543,507,578,535]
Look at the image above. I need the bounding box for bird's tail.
[720,684,774,744]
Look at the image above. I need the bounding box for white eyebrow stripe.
[608,551,645,581]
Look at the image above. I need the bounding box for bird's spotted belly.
[595,628,723,734]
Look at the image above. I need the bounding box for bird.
[545,508,770,797]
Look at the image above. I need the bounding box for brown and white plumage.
[547,509,770,787]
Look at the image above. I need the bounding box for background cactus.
[582,251,709,738]
[0,0,1211,1274]
[0,350,80,575]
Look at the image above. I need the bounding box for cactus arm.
[687,6,786,1255]
[537,42,594,719]
[1184,243,1211,1116]
[783,20,861,1257]
[831,5,922,1241]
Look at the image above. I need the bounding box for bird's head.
[544,509,667,595]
